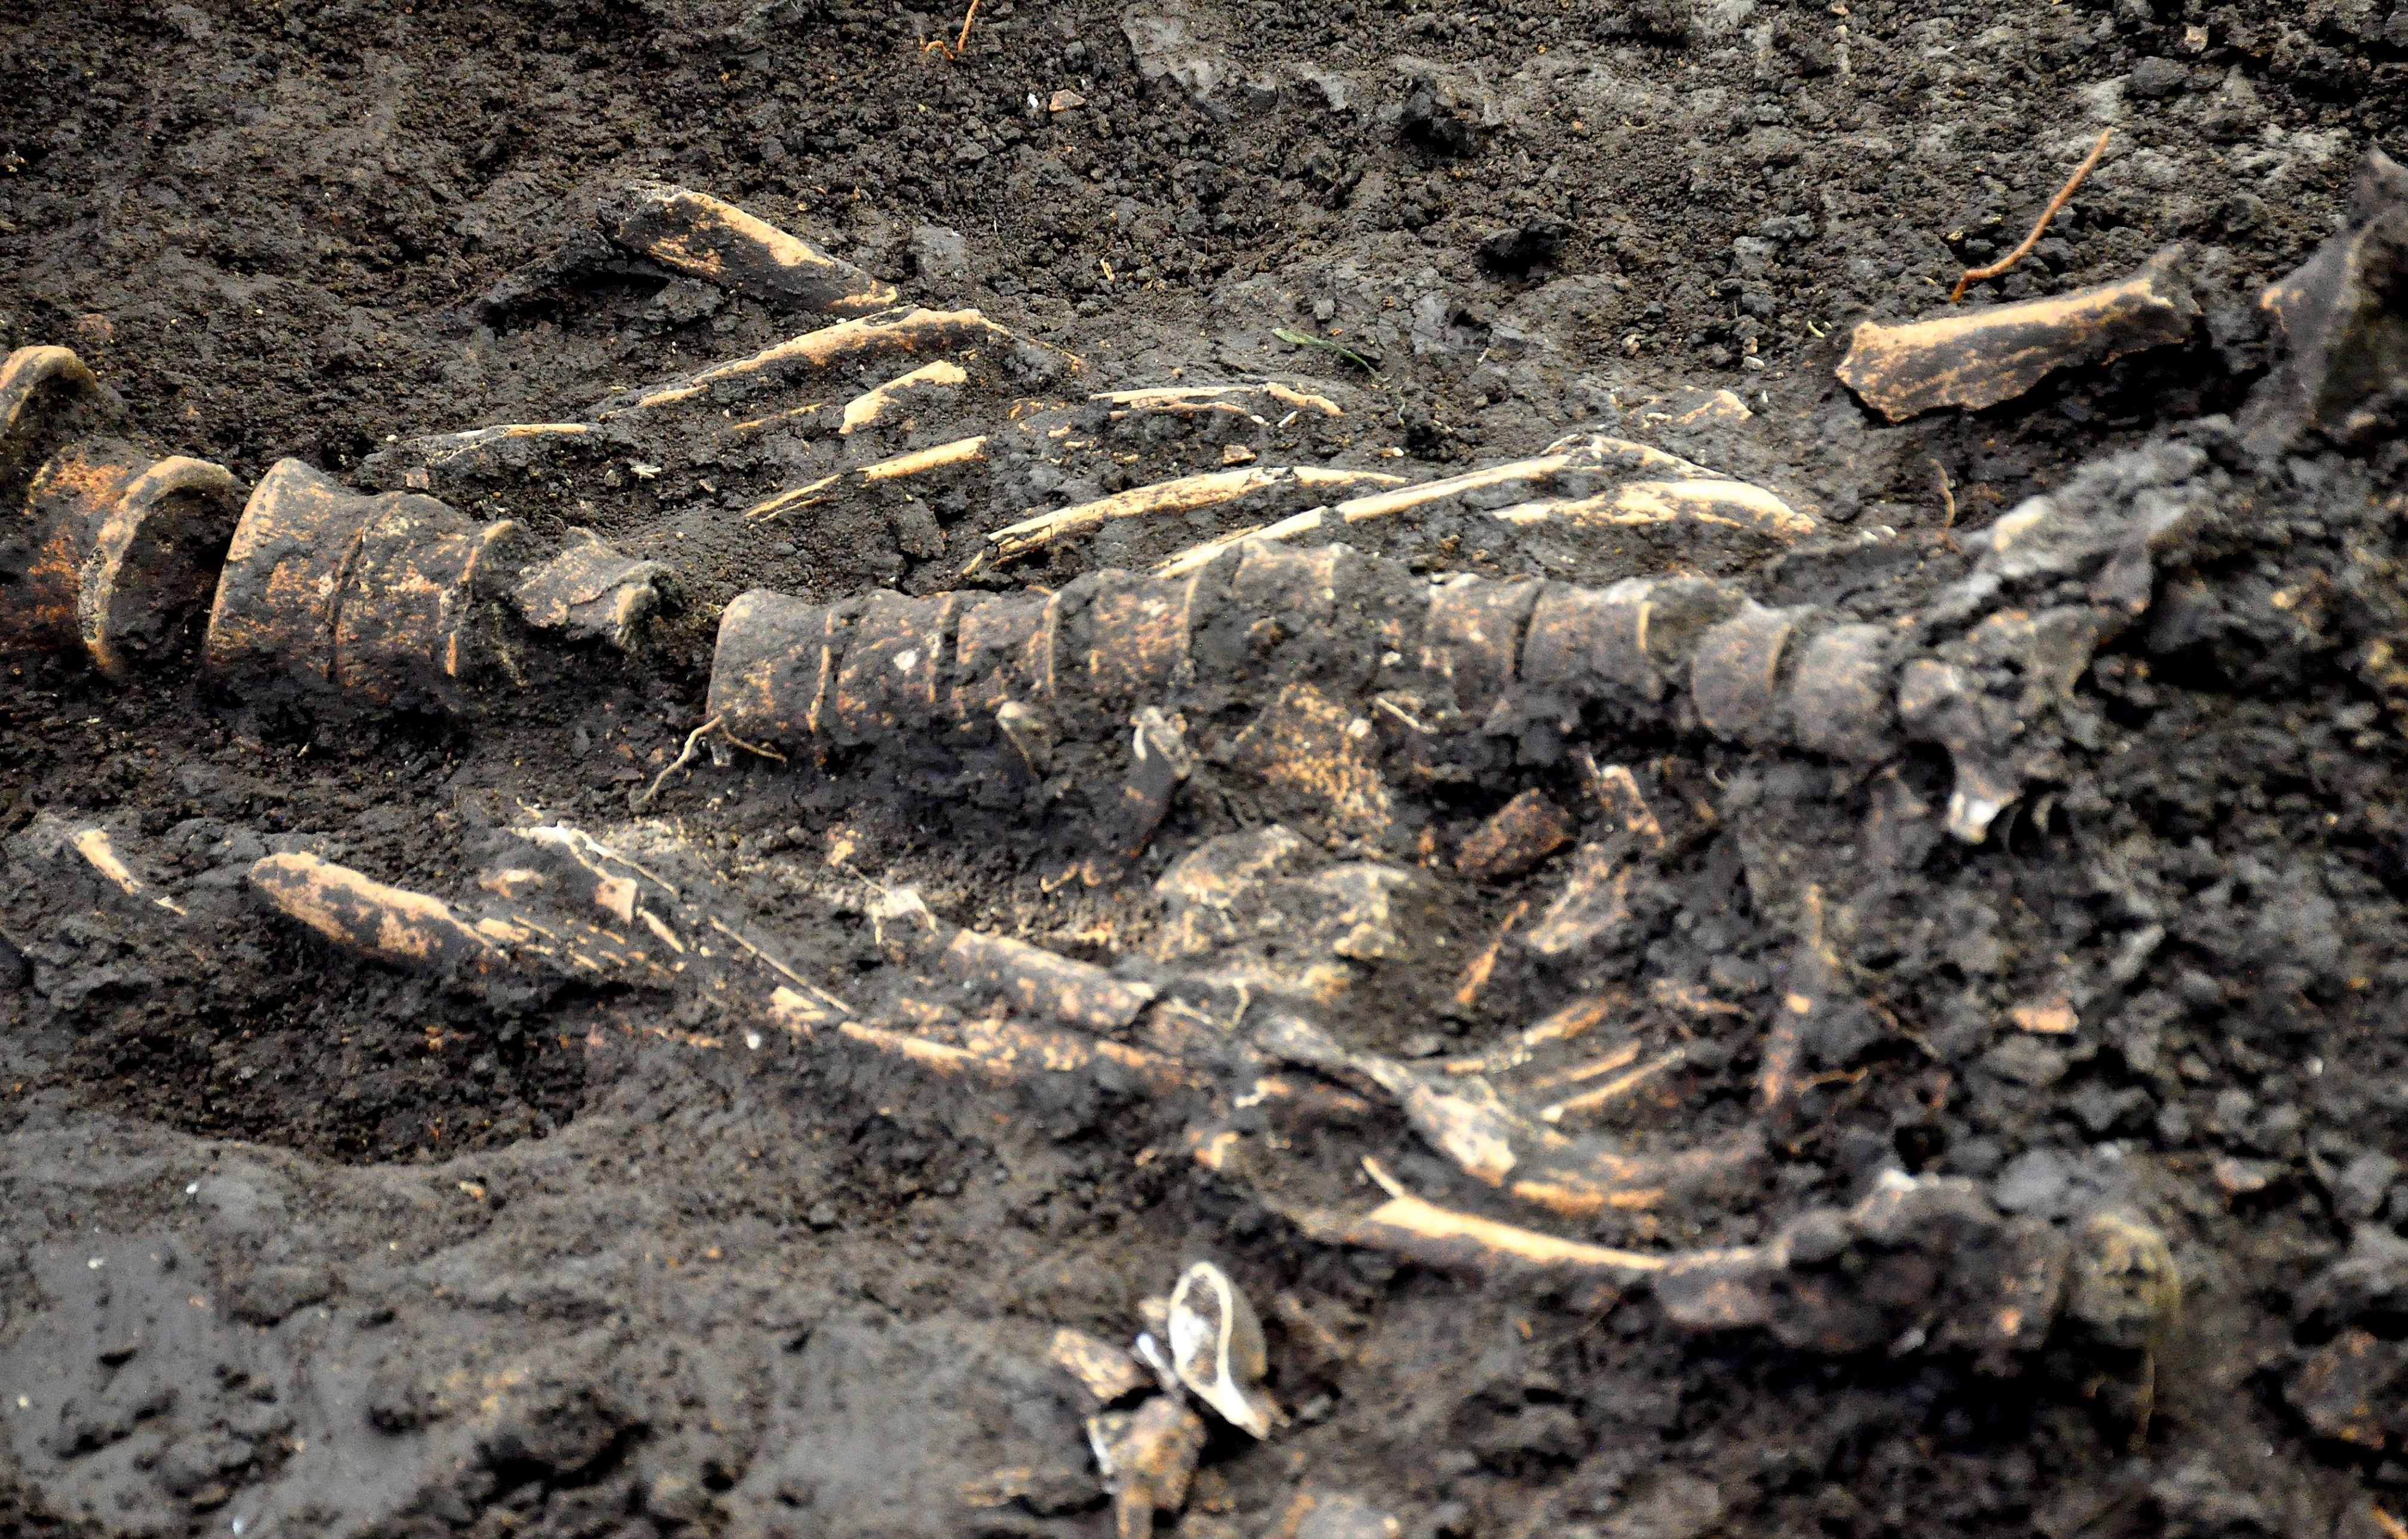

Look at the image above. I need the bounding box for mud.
[8,0,2408,1536]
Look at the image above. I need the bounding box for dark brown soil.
[9,1,2408,1537]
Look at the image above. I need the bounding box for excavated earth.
[9,1,2408,1537]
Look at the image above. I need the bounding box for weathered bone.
[1088,1394,1208,1539]
[839,359,968,435]
[988,464,1406,559]
[0,347,238,677]
[599,180,898,314]
[513,531,666,651]
[248,853,506,977]
[1837,246,2197,421]
[602,307,1023,417]
[1050,1328,1152,1405]
[203,460,525,713]
[1165,1262,1283,1438]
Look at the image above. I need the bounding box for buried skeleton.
[10,143,2408,1539]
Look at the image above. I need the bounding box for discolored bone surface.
[9,10,2408,1539]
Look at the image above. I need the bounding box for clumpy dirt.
[10,0,2408,1537]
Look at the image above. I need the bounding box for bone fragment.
[1836,246,2196,421]
[1088,1395,1207,1539]
[1296,1162,1722,1278]
[744,434,990,521]
[513,531,667,650]
[1091,381,1345,419]
[938,929,1158,1031]
[1455,789,1573,880]
[599,181,898,313]
[839,359,968,435]
[1050,1328,1152,1405]
[988,465,1405,559]
[609,308,1020,417]
[1522,845,1633,956]
[1166,1262,1283,1438]
[248,853,501,975]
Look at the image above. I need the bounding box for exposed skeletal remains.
[28,149,2399,1517]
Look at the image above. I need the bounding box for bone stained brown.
[706,539,1949,825]
[1837,246,2198,421]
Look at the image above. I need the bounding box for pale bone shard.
[1092,381,1345,419]
[512,531,668,650]
[1486,478,1816,541]
[247,851,678,988]
[1835,246,2197,422]
[599,307,1021,418]
[988,464,1408,560]
[599,180,899,314]
[743,434,989,521]
[937,928,1159,1032]
[1087,1396,1208,1539]
[1155,431,1807,571]
[1522,844,1633,957]
[1049,1328,1152,1405]
[1165,1262,1284,1438]
[839,359,969,435]
[1284,1159,1748,1280]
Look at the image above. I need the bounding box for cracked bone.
[1837,246,2198,421]
[1165,1262,1284,1438]
[1088,1394,1208,1539]
[598,180,898,314]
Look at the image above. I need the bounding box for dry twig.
[1950,128,2112,303]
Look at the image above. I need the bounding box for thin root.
[919,0,980,58]
[1932,460,1959,553]
[1950,128,2112,303]
[636,715,723,809]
